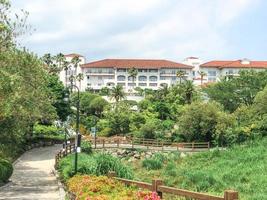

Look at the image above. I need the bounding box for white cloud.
[13,0,260,60]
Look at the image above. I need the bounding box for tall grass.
[58,152,133,181]
[134,138,267,200]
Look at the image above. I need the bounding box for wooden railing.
[85,136,210,152]
[108,172,238,200]
[55,143,75,168]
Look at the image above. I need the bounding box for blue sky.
[13,0,267,62]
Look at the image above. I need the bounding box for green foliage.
[100,102,131,135]
[33,124,61,136]
[109,85,125,102]
[176,101,236,145]
[0,158,13,184]
[89,96,108,117]
[81,140,92,154]
[204,70,267,112]
[142,153,166,170]
[46,75,71,121]
[58,152,133,181]
[134,138,267,200]
[99,86,110,96]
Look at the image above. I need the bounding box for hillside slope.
[133,138,267,200]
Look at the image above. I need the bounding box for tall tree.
[76,73,84,90]
[176,70,186,84]
[63,60,70,86]
[110,85,125,102]
[128,67,138,93]
[71,56,81,85]
[55,53,65,70]
[199,71,207,86]
[183,80,195,104]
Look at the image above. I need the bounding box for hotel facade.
[59,54,267,92]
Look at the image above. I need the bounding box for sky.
[13,0,267,62]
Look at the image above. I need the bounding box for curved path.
[0,145,62,200]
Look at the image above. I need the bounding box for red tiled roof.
[201,60,267,69]
[81,59,193,69]
[64,53,84,58]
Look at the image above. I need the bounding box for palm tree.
[128,67,138,94]
[109,85,125,102]
[42,53,57,74]
[176,70,186,84]
[71,56,81,74]
[55,53,65,69]
[71,56,81,86]
[76,73,84,90]
[199,71,207,86]
[63,60,71,86]
[183,80,195,104]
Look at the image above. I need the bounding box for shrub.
[58,152,133,181]
[142,158,163,170]
[81,140,92,154]
[33,124,61,136]
[0,159,13,184]
[67,175,159,200]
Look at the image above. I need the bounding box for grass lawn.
[131,138,267,200]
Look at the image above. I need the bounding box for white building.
[200,59,267,84]
[80,58,193,92]
[58,54,267,91]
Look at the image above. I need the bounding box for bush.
[81,141,92,154]
[33,124,61,136]
[58,152,133,181]
[142,158,163,170]
[0,159,13,184]
[67,175,158,200]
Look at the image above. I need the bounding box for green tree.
[128,67,138,93]
[110,85,125,102]
[177,101,236,144]
[89,97,108,117]
[204,70,267,112]
[198,71,206,86]
[176,70,186,84]
[76,73,84,89]
[46,75,71,121]
[182,80,195,104]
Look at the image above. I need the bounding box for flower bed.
[67,175,161,200]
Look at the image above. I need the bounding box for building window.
[171,77,176,81]
[208,77,216,82]
[149,76,157,81]
[138,83,147,86]
[87,76,90,79]
[97,83,102,86]
[128,83,136,86]
[149,83,157,87]
[98,76,102,80]
[108,69,114,74]
[117,75,126,81]
[117,83,125,86]
[138,69,148,72]
[149,69,158,73]
[138,76,147,81]
[171,70,176,74]
[128,76,136,81]
[160,77,166,80]
[117,69,126,72]
[208,71,216,76]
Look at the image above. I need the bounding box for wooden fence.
[85,136,210,152]
[108,172,238,200]
[55,143,75,168]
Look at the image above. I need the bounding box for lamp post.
[68,79,81,174]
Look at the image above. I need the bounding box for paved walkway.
[0,145,62,200]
